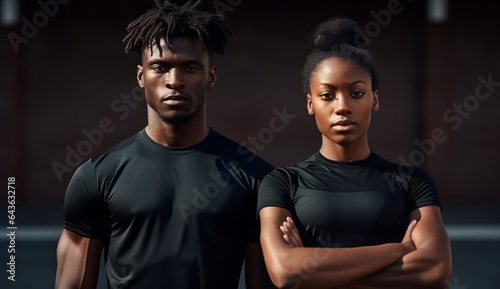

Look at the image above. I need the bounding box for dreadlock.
[122,0,232,58]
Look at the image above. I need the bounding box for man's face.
[137,37,216,125]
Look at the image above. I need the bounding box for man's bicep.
[63,161,107,239]
[56,229,102,289]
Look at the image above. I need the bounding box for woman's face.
[307,57,379,147]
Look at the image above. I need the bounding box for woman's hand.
[401,219,418,254]
[280,216,304,247]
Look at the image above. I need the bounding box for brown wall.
[2,0,499,209]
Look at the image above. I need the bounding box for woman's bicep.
[259,206,296,287]
[260,206,293,248]
[409,205,450,249]
[408,205,452,282]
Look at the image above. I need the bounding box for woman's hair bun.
[312,17,367,50]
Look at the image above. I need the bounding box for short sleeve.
[257,168,295,214]
[63,160,108,240]
[408,167,442,210]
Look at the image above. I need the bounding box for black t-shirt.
[63,128,274,289]
[257,151,441,248]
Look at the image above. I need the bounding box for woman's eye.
[351,91,365,98]
[320,93,334,99]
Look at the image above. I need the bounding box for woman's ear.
[307,94,314,115]
[372,90,379,112]
[137,65,144,88]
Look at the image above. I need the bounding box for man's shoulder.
[207,129,240,147]
[207,129,259,157]
[88,130,142,166]
[208,129,275,171]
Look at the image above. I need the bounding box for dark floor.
[1,204,499,289]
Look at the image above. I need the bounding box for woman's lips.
[332,119,356,132]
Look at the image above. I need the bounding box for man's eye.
[152,66,167,72]
[185,66,199,72]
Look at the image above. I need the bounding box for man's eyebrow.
[146,58,203,65]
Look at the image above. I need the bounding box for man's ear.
[307,94,314,115]
[372,90,379,112]
[207,65,217,89]
[137,65,144,88]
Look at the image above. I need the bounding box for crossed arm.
[55,229,102,289]
[272,205,452,289]
[337,206,452,289]
[259,207,418,289]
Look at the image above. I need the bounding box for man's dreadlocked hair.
[122,0,232,58]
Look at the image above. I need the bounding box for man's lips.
[162,94,189,106]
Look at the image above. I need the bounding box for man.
[55,1,275,288]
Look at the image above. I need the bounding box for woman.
[257,17,451,289]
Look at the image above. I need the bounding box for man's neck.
[145,119,209,148]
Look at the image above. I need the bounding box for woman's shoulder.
[370,152,437,191]
[263,153,321,182]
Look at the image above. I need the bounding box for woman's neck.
[319,136,371,162]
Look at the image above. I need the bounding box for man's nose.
[165,68,184,90]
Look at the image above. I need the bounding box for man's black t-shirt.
[63,128,274,289]
[257,151,441,248]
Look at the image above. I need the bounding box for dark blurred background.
[1,0,499,288]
